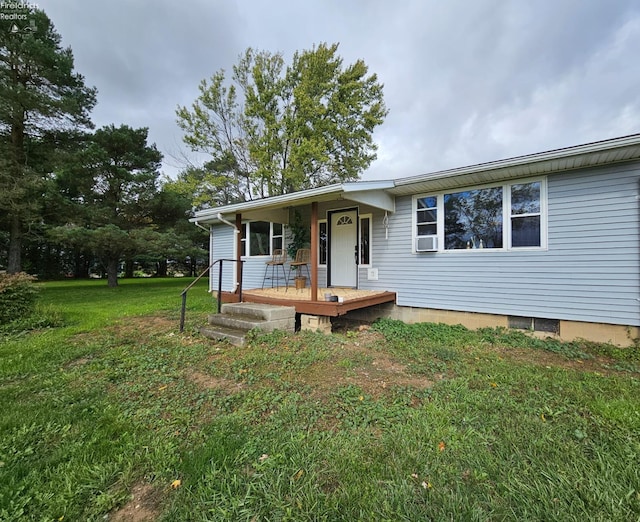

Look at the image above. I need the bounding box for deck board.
[220,287,396,317]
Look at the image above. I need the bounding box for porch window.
[241,221,283,257]
[359,215,372,266]
[272,222,284,251]
[318,220,327,265]
[412,178,546,252]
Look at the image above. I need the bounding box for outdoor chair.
[286,248,311,291]
[261,249,287,289]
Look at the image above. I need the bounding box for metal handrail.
[179,258,244,332]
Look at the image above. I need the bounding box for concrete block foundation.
[300,314,332,334]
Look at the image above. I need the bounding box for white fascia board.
[391,133,640,193]
[342,181,395,211]
[191,184,345,224]
[191,181,397,224]
[343,189,395,211]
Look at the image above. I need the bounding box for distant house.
[192,134,640,346]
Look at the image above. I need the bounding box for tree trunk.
[156,259,168,277]
[124,259,134,278]
[8,105,26,275]
[106,257,119,287]
[7,215,22,274]
[74,252,90,279]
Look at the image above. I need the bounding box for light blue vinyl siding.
[210,225,236,292]
[362,162,640,326]
[211,221,329,290]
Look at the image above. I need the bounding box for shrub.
[0,272,40,324]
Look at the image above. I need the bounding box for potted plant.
[287,210,310,288]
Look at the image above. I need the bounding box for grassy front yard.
[1,278,639,521]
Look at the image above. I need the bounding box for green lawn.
[1,278,639,521]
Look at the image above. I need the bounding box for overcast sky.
[34,0,640,181]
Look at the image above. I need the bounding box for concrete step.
[208,313,294,333]
[201,303,297,346]
[199,325,247,346]
[221,302,296,321]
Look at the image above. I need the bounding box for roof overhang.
[191,181,395,225]
[192,134,640,226]
[389,133,640,196]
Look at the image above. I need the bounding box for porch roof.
[191,180,395,225]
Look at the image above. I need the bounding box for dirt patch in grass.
[63,356,91,369]
[305,345,437,400]
[70,315,178,344]
[109,483,163,522]
[282,330,437,399]
[111,315,177,337]
[489,345,637,376]
[187,370,244,392]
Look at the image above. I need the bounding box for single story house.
[191,134,640,346]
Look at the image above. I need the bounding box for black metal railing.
[179,258,244,332]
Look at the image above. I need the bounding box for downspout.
[193,221,208,233]
[217,213,241,293]
[194,221,213,292]
[217,213,239,233]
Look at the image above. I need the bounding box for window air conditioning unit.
[416,235,438,252]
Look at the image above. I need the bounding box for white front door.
[329,209,358,287]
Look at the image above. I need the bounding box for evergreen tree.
[51,125,162,287]
[0,8,96,272]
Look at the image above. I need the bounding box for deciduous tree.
[176,43,387,205]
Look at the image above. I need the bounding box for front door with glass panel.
[329,209,358,287]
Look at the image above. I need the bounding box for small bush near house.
[0,272,40,324]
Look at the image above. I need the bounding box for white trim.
[393,133,640,195]
[192,181,396,224]
[241,220,285,258]
[505,180,548,250]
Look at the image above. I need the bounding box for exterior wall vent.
[508,316,560,334]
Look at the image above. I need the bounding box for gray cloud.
[38,0,640,181]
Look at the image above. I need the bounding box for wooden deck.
[220,287,396,317]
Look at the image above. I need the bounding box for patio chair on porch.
[262,249,287,289]
[286,248,311,291]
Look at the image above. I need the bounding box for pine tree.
[0,8,96,272]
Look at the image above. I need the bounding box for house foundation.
[300,314,332,334]
[343,303,639,347]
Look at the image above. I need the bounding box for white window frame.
[412,177,547,253]
[241,221,284,258]
[505,180,547,250]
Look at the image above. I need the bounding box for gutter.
[193,221,208,232]
[217,213,240,234]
